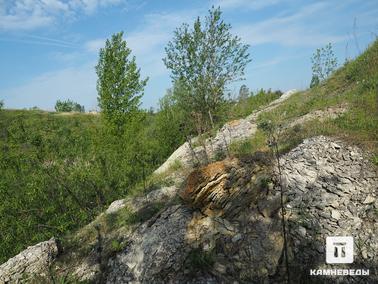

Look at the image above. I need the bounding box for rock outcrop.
[104,136,377,283]
[1,135,376,283]
[154,90,298,175]
[0,238,59,283]
[279,136,378,283]
[106,153,283,283]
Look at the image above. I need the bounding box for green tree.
[163,6,251,132]
[96,32,148,132]
[0,100,3,110]
[55,99,85,112]
[238,84,250,101]
[310,43,337,87]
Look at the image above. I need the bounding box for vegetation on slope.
[0,108,183,263]
[1,6,376,272]
[232,40,378,160]
[0,86,280,263]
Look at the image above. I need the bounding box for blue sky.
[0,0,377,111]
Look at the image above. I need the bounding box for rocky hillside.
[1,42,377,283]
[1,135,376,283]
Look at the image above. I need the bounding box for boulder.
[0,238,59,283]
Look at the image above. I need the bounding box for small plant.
[110,239,124,253]
[371,155,378,166]
[213,149,226,161]
[229,129,267,156]
[310,43,337,87]
[186,248,215,272]
[55,99,85,112]
[170,159,183,171]
[258,119,291,283]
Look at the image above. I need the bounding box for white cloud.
[84,10,198,77]
[235,2,347,46]
[69,0,122,15]
[215,0,283,10]
[1,64,98,111]
[85,38,106,52]
[0,0,123,31]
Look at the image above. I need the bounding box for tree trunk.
[208,109,215,129]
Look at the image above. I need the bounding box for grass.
[185,248,215,273]
[229,129,268,157]
[257,40,378,156]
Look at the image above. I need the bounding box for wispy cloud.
[235,2,347,46]
[249,53,307,71]
[84,9,199,77]
[85,38,106,52]
[1,63,98,110]
[0,0,124,31]
[214,0,283,10]
[0,33,80,48]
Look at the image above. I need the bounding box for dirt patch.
[287,106,347,128]
[227,119,242,127]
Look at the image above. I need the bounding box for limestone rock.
[363,195,375,204]
[279,136,378,283]
[0,238,59,283]
[106,205,192,283]
[180,155,270,218]
[154,90,297,174]
[106,199,125,214]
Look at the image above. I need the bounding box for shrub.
[55,99,85,112]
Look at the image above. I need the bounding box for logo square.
[326,236,354,264]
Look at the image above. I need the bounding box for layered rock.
[154,89,298,174]
[0,238,59,283]
[180,154,271,218]
[2,136,377,283]
[106,153,283,283]
[277,136,378,283]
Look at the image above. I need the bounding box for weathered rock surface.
[278,136,378,283]
[0,238,58,283]
[154,89,298,175]
[62,185,180,282]
[106,154,283,283]
[105,136,377,283]
[2,136,377,283]
[106,205,193,283]
[180,154,271,218]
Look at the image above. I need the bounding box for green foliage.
[372,155,378,166]
[153,84,190,155]
[259,40,378,156]
[186,248,215,272]
[228,89,282,120]
[230,129,267,156]
[310,43,337,87]
[164,6,251,131]
[309,74,320,88]
[96,32,148,132]
[238,84,250,101]
[55,99,85,112]
[0,100,4,110]
[170,159,183,171]
[110,239,125,253]
[0,108,183,263]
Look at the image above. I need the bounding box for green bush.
[0,109,184,263]
[55,99,85,112]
